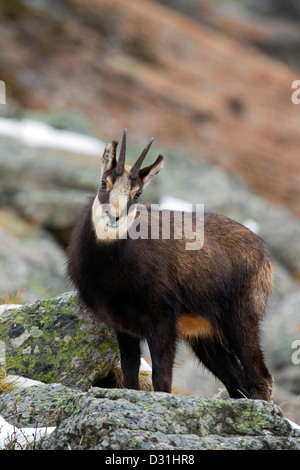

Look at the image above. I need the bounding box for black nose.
[108,213,120,224]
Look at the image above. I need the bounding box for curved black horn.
[130,137,154,180]
[115,128,127,176]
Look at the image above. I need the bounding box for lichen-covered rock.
[0,383,76,428]
[32,386,300,450]
[0,383,299,450]
[0,292,120,390]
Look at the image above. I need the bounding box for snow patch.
[0,415,55,450]
[0,117,105,156]
[140,357,152,373]
[0,304,22,315]
[159,195,193,211]
[243,219,260,234]
[286,418,300,431]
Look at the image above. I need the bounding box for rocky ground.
[1,384,300,450]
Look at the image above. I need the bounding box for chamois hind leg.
[188,336,250,399]
[117,332,141,390]
[225,264,273,401]
[223,315,273,401]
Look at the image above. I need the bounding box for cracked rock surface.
[1,384,298,450]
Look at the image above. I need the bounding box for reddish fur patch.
[178,315,214,339]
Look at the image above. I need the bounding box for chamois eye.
[101,179,107,190]
[134,191,142,201]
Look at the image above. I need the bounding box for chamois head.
[92,129,164,240]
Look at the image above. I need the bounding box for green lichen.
[0,383,78,427]
[29,326,43,338]
[0,292,120,390]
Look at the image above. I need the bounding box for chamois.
[67,129,273,400]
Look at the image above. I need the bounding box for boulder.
[0,224,68,304]
[0,292,120,391]
[1,384,299,450]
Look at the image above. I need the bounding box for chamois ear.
[139,154,164,187]
[100,140,118,176]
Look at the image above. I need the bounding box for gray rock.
[0,226,68,303]
[2,382,299,450]
[12,189,91,232]
[29,386,300,450]
[1,382,299,450]
[0,292,120,391]
[247,0,300,18]
[264,290,300,378]
[0,383,76,428]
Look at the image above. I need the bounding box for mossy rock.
[0,292,120,391]
[1,384,299,450]
[0,383,76,428]
[35,387,300,450]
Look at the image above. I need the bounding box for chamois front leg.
[147,326,177,393]
[116,331,141,390]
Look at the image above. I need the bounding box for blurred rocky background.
[0,0,300,423]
